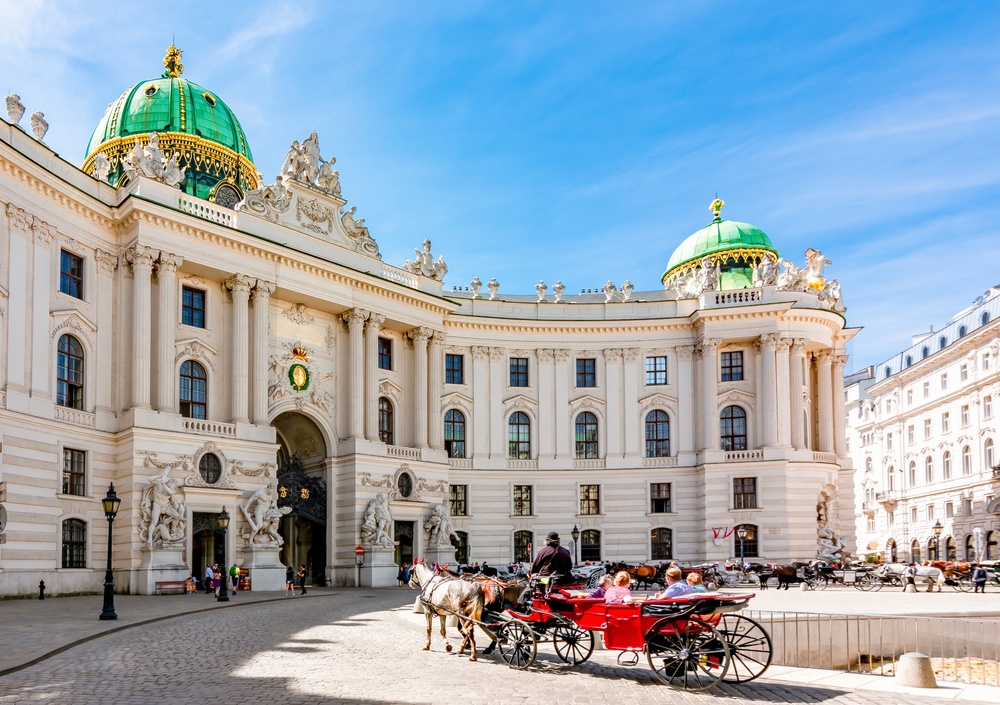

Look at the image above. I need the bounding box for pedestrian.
[285,565,295,595]
[204,563,214,594]
[297,564,307,595]
[972,563,988,593]
[397,562,409,587]
[212,567,222,597]
[229,563,240,595]
[903,562,917,592]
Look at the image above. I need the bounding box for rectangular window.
[942,412,950,434]
[911,506,918,523]
[449,485,468,516]
[940,373,948,391]
[733,477,757,510]
[579,484,600,515]
[377,337,392,370]
[645,356,667,385]
[887,433,893,451]
[62,520,87,569]
[923,381,930,398]
[887,511,894,527]
[867,516,876,532]
[721,351,744,382]
[181,287,206,328]
[62,448,86,496]
[445,354,464,385]
[927,504,935,521]
[984,353,991,371]
[59,250,84,299]
[962,405,970,427]
[965,498,973,516]
[906,389,913,405]
[946,501,954,519]
[509,357,528,387]
[924,419,932,440]
[575,358,596,387]
[650,482,672,513]
[513,485,533,516]
[960,364,968,382]
[907,425,914,445]
[985,395,994,419]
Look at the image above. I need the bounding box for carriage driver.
[516,531,575,609]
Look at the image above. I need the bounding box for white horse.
[409,561,485,660]
[877,563,945,592]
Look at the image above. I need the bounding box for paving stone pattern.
[0,590,995,705]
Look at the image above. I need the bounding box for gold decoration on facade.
[710,197,725,217]
[662,247,776,287]
[300,488,310,500]
[278,486,288,498]
[163,45,184,77]
[291,346,308,361]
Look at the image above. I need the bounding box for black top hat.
[547,531,560,541]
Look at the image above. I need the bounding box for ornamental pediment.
[570,394,606,419]
[441,392,474,415]
[639,392,678,409]
[50,310,97,352]
[717,389,755,410]
[175,338,219,370]
[503,394,538,416]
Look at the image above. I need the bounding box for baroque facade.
[848,287,1000,563]
[0,51,855,593]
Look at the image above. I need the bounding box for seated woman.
[588,573,614,598]
[686,572,708,593]
[604,571,633,605]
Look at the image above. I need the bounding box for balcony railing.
[642,457,679,468]
[724,449,764,462]
[55,406,97,428]
[183,419,237,437]
[387,445,420,460]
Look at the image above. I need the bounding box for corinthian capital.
[157,252,183,275]
[409,326,433,344]
[676,345,695,361]
[536,348,554,363]
[95,249,119,275]
[603,348,623,362]
[253,279,276,300]
[471,345,489,362]
[223,273,255,297]
[5,204,32,235]
[365,313,386,333]
[759,333,779,349]
[489,347,505,362]
[341,308,369,328]
[698,338,720,355]
[124,244,158,271]
[32,217,56,245]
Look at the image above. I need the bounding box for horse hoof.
[445,644,453,652]
[470,656,477,662]
[423,646,430,651]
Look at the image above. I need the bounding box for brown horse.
[464,574,528,655]
[409,561,485,660]
[612,562,659,589]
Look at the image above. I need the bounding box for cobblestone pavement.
[0,589,995,705]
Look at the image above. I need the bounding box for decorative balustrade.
[387,445,420,460]
[642,457,679,468]
[812,451,838,464]
[55,406,96,427]
[179,195,238,228]
[448,458,472,469]
[572,459,606,470]
[379,264,420,290]
[724,449,764,462]
[506,459,538,470]
[183,418,237,437]
[712,289,763,306]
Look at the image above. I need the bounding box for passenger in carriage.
[588,573,614,598]
[686,572,708,593]
[654,567,694,598]
[604,572,634,604]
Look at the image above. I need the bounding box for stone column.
[699,339,720,450]
[155,253,182,412]
[677,345,695,454]
[489,347,505,458]
[364,313,385,441]
[622,348,641,457]
[428,333,444,450]
[832,353,849,457]
[250,279,275,425]
[537,349,555,460]
[604,349,623,458]
[471,346,490,459]
[30,219,55,398]
[789,339,807,449]
[815,350,833,453]
[758,334,778,447]
[341,308,368,440]
[125,244,157,409]
[554,350,571,459]
[775,337,792,446]
[411,327,432,448]
[225,274,254,423]
[4,205,32,392]
[94,250,118,413]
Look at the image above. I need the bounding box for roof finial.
[710,197,725,219]
[163,45,184,78]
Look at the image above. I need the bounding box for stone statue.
[671,269,700,299]
[281,140,305,181]
[552,280,565,302]
[424,501,460,546]
[300,131,325,184]
[122,133,186,188]
[402,239,448,281]
[341,206,370,240]
[241,483,292,546]
[487,278,499,300]
[775,258,803,291]
[139,466,186,545]
[30,111,48,141]
[92,152,111,182]
[620,280,634,301]
[818,279,845,312]
[470,277,482,298]
[535,281,547,302]
[695,256,719,294]
[803,248,831,291]
[315,162,341,197]
[973,527,984,561]
[602,280,618,302]
[6,94,25,125]
[361,493,394,547]
[817,523,847,562]
[752,253,778,287]
[162,155,184,188]
[236,180,293,222]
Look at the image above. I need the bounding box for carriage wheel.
[813,576,828,591]
[721,574,740,588]
[855,574,881,592]
[497,621,537,669]
[716,614,773,683]
[744,572,761,587]
[645,618,730,691]
[954,577,974,592]
[552,625,596,665]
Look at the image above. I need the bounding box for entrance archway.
[272,411,329,585]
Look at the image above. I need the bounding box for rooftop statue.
[752,253,778,287]
[487,278,500,300]
[535,280,547,302]
[403,239,448,281]
[342,206,371,240]
[620,280,634,301]
[281,132,342,196]
[30,111,48,142]
[5,93,24,126]
[470,277,482,298]
[696,256,720,293]
[122,133,186,188]
[92,152,111,182]
[552,280,565,302]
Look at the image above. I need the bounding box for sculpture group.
[241,483,292,546]
[122,133,185,188]
[424,501,460,546]
[403,239,448,281]
[361,493,394,547]
[138,466,187,545]
[280,131,341,197]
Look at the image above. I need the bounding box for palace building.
[0,49,855,593]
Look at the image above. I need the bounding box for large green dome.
[82,46,256,205]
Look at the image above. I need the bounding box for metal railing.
[745,609,1000,686]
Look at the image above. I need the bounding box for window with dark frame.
[645,355,667,385]
[651,527,673,560]
[181,286,206,328]
[576,358,596,387]
[444,409,466,458]
[513,485,533,516]
[644,410,670,457]
[199,453,222,484]
[580,529,601,562]
[733,477,757,509]
[579,484,600,515]
[378,397,394,444]
[62,448,86,496]
[650,482,672,513]
[179,360,207,419]
[59,250,84,299]
[451,531,469,564]
[508,412,530,459]
[721,351,744,382]
[734,524,759,558]
[449,484,468,516]
[377,337,392,370]
[56,334,84,410]
[514,530,533,563]
[574,412,598,459]
[445,354,464,384]
[61,518,87,568]
[720,405,748,451]
[509,357,528,387]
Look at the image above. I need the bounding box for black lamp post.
[571,524,580,566]
[736,524,748,567]
[216,508,230,603]
[933,520,943,561]
[99,483,121,620]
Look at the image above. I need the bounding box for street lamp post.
[571,524,580,566]
[216,508,230,603]
[933,520,943,561]
[736,524,748,568]
[99,483,121,621]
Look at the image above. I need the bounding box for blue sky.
[3,1,999,369]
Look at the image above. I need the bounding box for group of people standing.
[285,564,308,595]
[202,563,241,596]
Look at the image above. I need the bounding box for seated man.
[530,531,574,584]
[655,567,693,599]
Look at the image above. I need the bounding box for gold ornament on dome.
[710,198,725,217]
[163,45,184,77]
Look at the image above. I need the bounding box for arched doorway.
[886,538,897,563]
[272,411,330,586]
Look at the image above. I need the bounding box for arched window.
[378,397,394,445]
[865,457,872,473]
[451,531,469,564]
[924,456,934,484]
[908,461,917,487]
[56,334,84,409]
[928,538,938,561]
[945,536,956,561]
[939,336,947,350]
[942,451,952,480]
[645,410,671,458]
[513,530,533,563]
[958,325,967,338]
[985,438,995,468]
[720,406,748,452]
[199,453,222,484]
[61,518,87,568]
[179,360,207,419]
[910,540,921,563]
[921,346,929,359]
[986,531,997,561]
[575,412,598,459]
[981,311,990,327]
[444,409,466,458]
[884,366,892,378]
[965,534,975,561]
[887,539,898,563]
[651,527,673,560]
[904,355,912,368]
[580,529,601,562]
[508,412,530,459]
[734,524,758,558]
[962,445,972,475]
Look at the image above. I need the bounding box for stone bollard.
[38,580,46,600]
[799,582,810,591]
[895,652,937,688]
[413,596,425,613]
[904,583,917,593]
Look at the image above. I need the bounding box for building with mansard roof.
[0,49,856,593]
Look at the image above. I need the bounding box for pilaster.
[489,347,505,458]
[428,333,444,450]
[224,274,254,423]
[790,339,807,449]
[677,345,695,454]
[341,308,369,440]
[410,326,432,448]
[699,339,720,450]
[815,350,834,453]
[471,346,490,461]
[604,348,623,458]
[250,279,275,425]
[622,348,640,457]
[30,218,55,398]
[554,349,571,459]
[775,337,792,447]
[125,244,157,409]
[758,334,778,447]
[364,313,384,441]
[155,253,182,412]
[537,349,555,461]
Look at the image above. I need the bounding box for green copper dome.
[82,46,257,205]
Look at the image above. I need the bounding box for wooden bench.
[154,580,193,595]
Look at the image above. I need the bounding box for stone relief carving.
[30,111,48,142]
[235,180,293,222]
[424,501,460,546]
[122,133,185,187]
[358,465,444,502]
[403,239,448,281]
[282,303,315,325]
[267,347,335,414]
[240,483,292,546]
[175,341,217,371]
[231,461,276,478]
[5,94,25,125]
[296,196,337,236]
[339,206,381,258]
[360,493,394,547]
[138,466,186,546]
